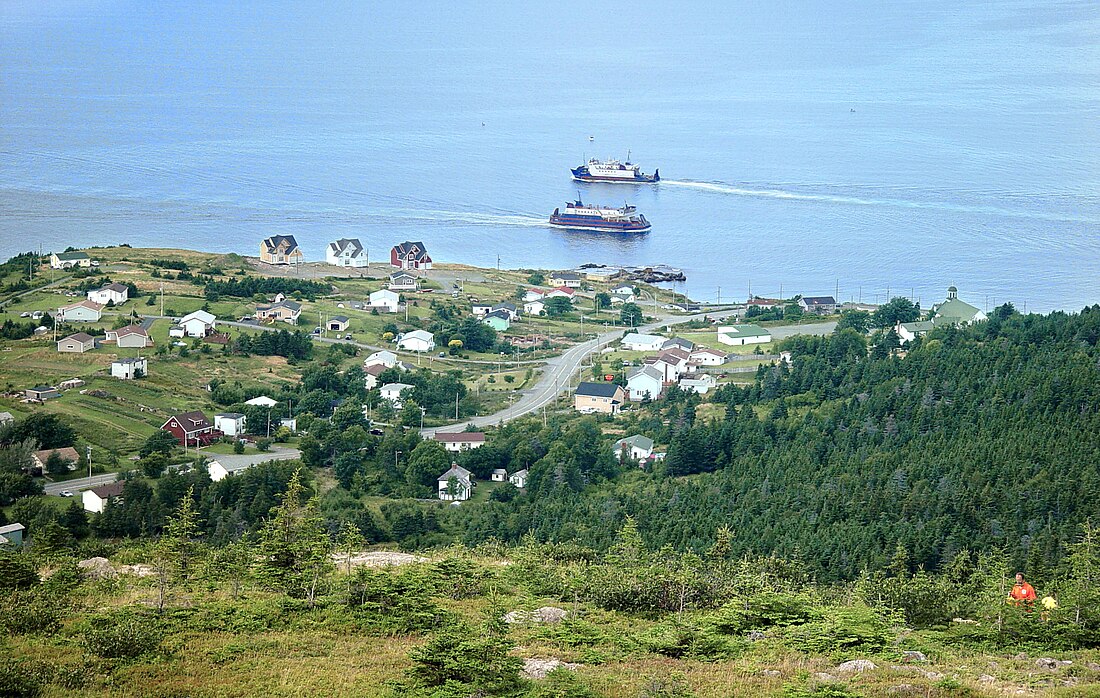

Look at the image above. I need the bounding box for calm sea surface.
[1,1,1097,311]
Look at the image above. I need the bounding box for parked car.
[59,490,73,498]
[438,352,445,358]
[344,334,353,340]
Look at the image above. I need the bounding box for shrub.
[0,551,39,590]
[80,612,164,659]
[0,590,64,636]
[707,591,817,634]
[780,605,895,656]
[530,668,598,698]
[346,568,448,634]
[0,662,45,698]
[637,619,737,661]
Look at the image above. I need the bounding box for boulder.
[521,658,580,680]
[901,650,927,663]
[1035,657,1072,670]
[746,630,767,642]
[503,610,528,624]
[77,557,117,580]
[505,607,568,625]
[836,659,878,674]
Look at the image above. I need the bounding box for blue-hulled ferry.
[571,155,659,183]
[549,200,651,233]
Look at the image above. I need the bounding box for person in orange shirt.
[1009,572,1037,609]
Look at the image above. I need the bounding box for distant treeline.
[204,277,330,301]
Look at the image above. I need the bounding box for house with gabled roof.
[83,481,125,514]
[256,299,302,324]
[627,365,665,401]
[434,431,486,452]
[58,332,96,354]
[369,289,400,312]
[621,333,665,352]
[679,373,717,395]
[544,286,575,300]
[327,316,350,332]
[688,346,728,366]
[111,357,147,380]
[716,324,771,347]
[58,299,103,322]
[897,320,936,343]
[88,283,129,306]
[161,411,217,447]
[390,241,432,270]
[482,310,511,331]
[177,310,217,337]
[396,330,434,352]
[798,296,837,315]
[509,469,528,488]
[574,382,625,415]
[32,447,79,474]
[388,271,419,291]
[380,383,414,408]
[106,324,152,348]
[613,435,654,462]
[549,271,583,288]
[662,337,694,352]
[260,235,303,265]
[326,238,368,268]
[930,286,986,326]
[50,250,91,269]
[0,523,26,547]
[438,464,473,501]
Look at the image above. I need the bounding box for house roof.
[437,464,472,482]
[114,325,149,337]
[802,296,837,305]
[211,459,254,474]
[180,310,216,325]
[390,271,416,281]
[551,286,575,295]
[34,447,79,464]
[399,329,434,343]
[484,310,511,321]
[576,381,622,398]
[61,299,103,312]
[365,350,397,364]
[932,298,983,324]
[615,435,654,451]
[434,432,486,443]
[164,411,211,431]
[622,332,664,346]
[492,302,517,311]
[364,363,387,376]
[245,396,278,407]
[329,315,350,323]
[100,282,129,294]
[628,366,665,383]
[657,347,691,363]
[262,235,300,253]
[691,347,727,358]
[662,337,694,351]
[328,238,364,256]
[370,289,398,299]
[113,357,146,365]
[90,481,125,499]
[216,412,246,419]
[392,241,431,260]
[258,299,302,313]
[54,251,89,260]
[380,382,413,392]
[551,271,582,280]
[680,374,716,385]
[510,468,528,478]
[0,523,25,534]
[62,332,95,343]
[899,320,936,333]
[718,324,771,339]
[28,385,57,393]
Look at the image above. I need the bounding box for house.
[574,382,626,415]
[679,373,717,395]
[487,468,507,483]
[280,417,297,432]
[627,366,665,401]
[259,235,304,265]
[207,459,258,482]
[662,337,695,352]
[688,347,728,366]
[25,386,60,400]
[161,411,216,447]
[716,324,772,346]
[178,310,217,337]
[326,238,368,268]
[57,332,96,354]
[327,316,350,332]
[32,447,80,473]
[0,412,13,426]
[83,481,125,514]
[471,301,492,317]
[491,302,518,320]
[364,363,387,389]
[58,299,103,322]
[388,271,419,291]
[613,435,654,462]
[544,286,575,300]
[106,325,153,348]
[897,320,936,343]
[50,251,91,269]
[369,289,400,312]
[87,282,129,306]
[396,330,435,352]
[364,350,399,369]
[798,296,837,315]
[509,469,528,488]
[390,241,433,270]
[437,464,472,501]
[482,310,511,331]
[0,523,25,547]
[931,286,987,325]
[746,297,782,309]
[380,382,414,407]
[650,348,691,380]
[434,432,486,452]
[245,395,278,408]
[620,333,665,352]
[256,299,302,324]
[549,271,583,288]
[522,289,546,303]
[523,300,546,316]
[213,413,247,436]
[611,284,636,297]
[111,356,147,380]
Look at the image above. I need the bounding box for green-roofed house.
[930,286,987,326]
[50,250,92,269]
[896,320,936,344]
[716,323,772,347]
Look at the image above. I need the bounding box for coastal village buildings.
[716,324,771,346]
[364,363,386,390]
[111,357,147,380]
[25,386,60,401]
[482,310,510,331]
[574,382,625,415]
[799,296,837,315]
[549,271,583,288]
[0,523,26,547]
[613,435,654,462]
[58,299,103,322]
[897,321,936,343]
[369,289,400,312]
[50,251,91,269]
[364,350,399,369]
[508,469,528,488]
[388,271,419,291]
[83,482,124,514]
[433,432,487,452]
[259,235,304,266]
[327,316,350,332]
[213,413,246,437]
[437,464,472,501]
[87,283,129,306]
[245,396,278,408]
[256,299,302,324]
[57,333,96,354]
[544,287,575,301]
[208,459,257,482]
[161,411,216,447]
[621,333,666,352]
[523,300,545,316]
[390,241,432,270]
[326,238,368,268]
[627,366,665,401]
[688,347,728,366]
[931,286,987,325]
[679,374,717,395]
[32,447,79,473]
[380,383,413,408]
[106,325,153,349]
[176,310,217,337]
[396,330,435,352]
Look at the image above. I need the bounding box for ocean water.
[1,1,1098,311]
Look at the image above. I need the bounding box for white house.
[688,347,728,366]
[613,435,654,462]
[364,350,399,369]
[897,320,935,343]
[679,373,717,395]
[388,271,419,292]
[621,333,666,352]
[471,302,493,317]
[364,363,387,389]
[178,310,217,338]
[380,382,414,407]
[491,468,508,482]
[523,300,546,316]
[245,395,278,408]
[0,522,26,547]
[87,282,129,306]
[106,325,153,349]
[716,324,772,346]
[208,459,256,482]
[627,365,665,401]
[369,289,401,313]
[522,289,545,303]
[549,271,583,288]
[214,413,247,436]
[111,357,147,380]
[326,238,368,268]
[396,330,435,352]
[50,251,91,269]
[58,299,103,322]
[437,464,473,501]
[82,481,125,514]
[930,286,987,325]
[509,469,528,488]
[433,432,486,452]
[544,287,575,301]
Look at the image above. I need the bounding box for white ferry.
[571,154,659,183]
[549,200,651,233]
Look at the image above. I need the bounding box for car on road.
[344,334,353,340]
[438,352,445,358]
[59,490,73,497]
[311,327,322,335]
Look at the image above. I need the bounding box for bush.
[780,605,894,656]
[530,668,598,698]
[346,568,449,634]
[0,662,46,698]
[0,551,39,590]
[0,590,64,636]
[637,619,737,661]
[707,591,816,634]
[80,612,164,658]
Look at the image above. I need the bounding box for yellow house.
[573,382,626,415]
[259,235,304,265]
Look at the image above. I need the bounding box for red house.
[390,241,433,270]
[161,411,219,447]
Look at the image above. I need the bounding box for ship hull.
[571,166,660,183]
[548,216,651,233]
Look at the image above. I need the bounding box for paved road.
[43,472,118,496]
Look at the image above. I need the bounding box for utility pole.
[455,392,460,420]
[87,445,92,478]
[717,286,721,305]
[160,283,164,317]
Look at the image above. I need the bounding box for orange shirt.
[1010,582,1037,602]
